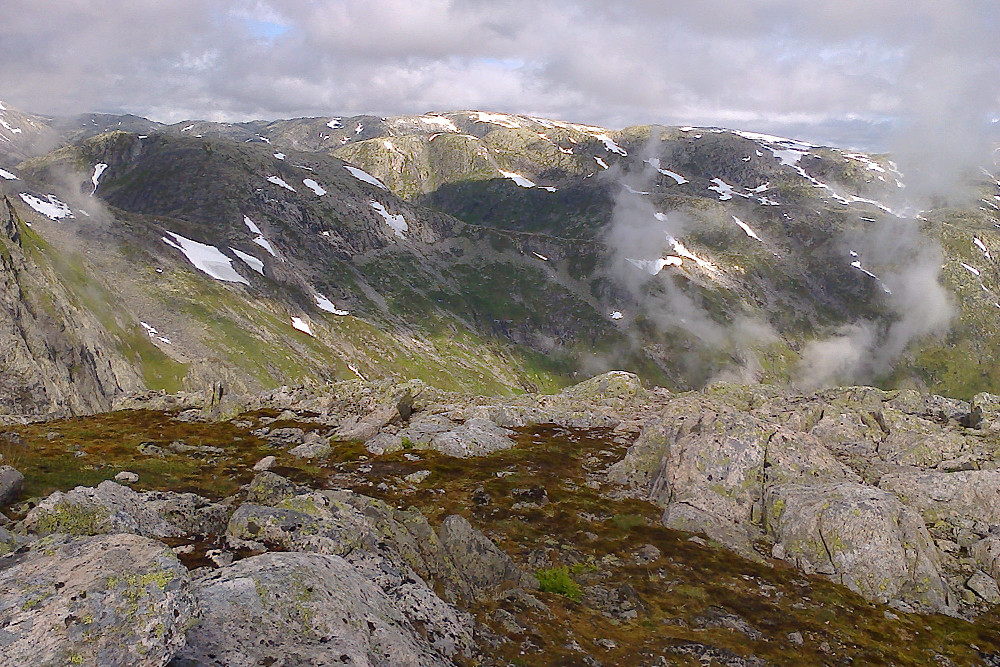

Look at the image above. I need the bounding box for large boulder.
[608,396,851,550]
[0,465,24,507]
[0,534,194,667]
[21,481,181,537]
[20,482,228,538]
[428,417,515,457]
[437,514,537,595]
[173,551,468,666]
[764,482,949,611]
[229,476,533,603]
[878,469,1000,527]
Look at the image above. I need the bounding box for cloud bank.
[0,1,996,151]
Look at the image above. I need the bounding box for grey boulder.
[0,534,194,667]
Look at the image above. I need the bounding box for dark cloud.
[0,0,997,153]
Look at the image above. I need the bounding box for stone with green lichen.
[0,533,194,667]
[764,482,949,612]
[21,481,183,538]
[174,551,470,666]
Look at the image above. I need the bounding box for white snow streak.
[273,152,286,160]
[499,170,535,188]
[344,165,389,190]
[303,179,326,196]
[595,133,627,156]
[91,163,108,192]
[0,168,18,180]
[645,158,688,184]
[291,317,313,335]
[19,193,73,220]
[162,232,248,285]
[267,176,296,192]
[315,294,350,316]
[961,263,982,277]
[626,256,683,275]
[732,216,762,241]
[594,156,609,170]
[370,200,408,239]
[231,247,264,274]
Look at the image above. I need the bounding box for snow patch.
[0,168,18,180]
[594,156,609,170]
[961,262,982,277]
[419,115,459,132]
[267,176,296,192]
[273,152,285,160]
[532,252,548,261]
[370,200,408,239]
[327,118,342,129]
[231,247,264,274]
[291,317,313,335]
[19,193,73,220]
[595,133,627,156]
[471,112,522,128]
[303,178,326,196]
[610,311,624,320]
[91,163,108,192]
[626,256,683,275]
[499,170,535,188]
[645,158,688,184]
[732,216,762,241]
[0,117,22,134]
[849,251,892,294]
[344,165,389,190]
[708,178,737,201]
[162,232,249,285]
[974,237,992,259]
[315,293,350,316]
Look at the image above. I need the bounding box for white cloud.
[0,0,996,154]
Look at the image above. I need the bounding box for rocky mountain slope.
[3,372,1000,665]
[2,101,1000,414]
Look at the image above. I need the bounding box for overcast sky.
[2,0,998,150]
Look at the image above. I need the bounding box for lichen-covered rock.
[244,470,308,505]
[21,481,181,537]
[138,490,231,537]
[428,417,515,457]
[287,432,333,458]
[764,482,949,611]
[226,492,379,555]
[608,396,851,550]
[0,534,194,667]
[173,552,467,666]
[878,470,1000,526]
[437,514,538,595]
[0,465,24,507]
[970,536,1000,581]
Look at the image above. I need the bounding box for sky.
[2,0,999,150]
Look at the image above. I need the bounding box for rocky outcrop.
[174,552,468,666]
[763,482,949,610]
[0,196,143,417]
[607,382,1000,613]
[607,395,854,552]
[0,534,195,667]
[22,480,228,538]
[228,473,535,603]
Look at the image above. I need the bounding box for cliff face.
[0,197,141,416]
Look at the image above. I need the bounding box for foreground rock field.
[2,372,1000,665]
